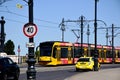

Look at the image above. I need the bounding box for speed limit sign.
[23,23,38,38]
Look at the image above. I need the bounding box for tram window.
[90,50,95,57]
[118,52,120,58]
[101,50,104,58]
[106,51,112,58]
[81,49,84,56]
[40,47,52,56]
[61,48,68,58]
[90,50,98,57]
[74,47,81,58]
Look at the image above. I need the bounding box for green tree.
[4,40,15,55]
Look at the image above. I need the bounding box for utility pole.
[59,15,106,58]
[61,18,65,42]
[59,16,85,57]
[86,24,90,46]
[112,24,114,63]
[0,16,5,52]
[87,24,90,56]
[106,28,109,46]
[107,27,120,46]
[80,16,84,56]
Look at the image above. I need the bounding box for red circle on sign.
[23,23,38,38]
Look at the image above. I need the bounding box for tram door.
[84,48,88,56]
[56,47,68,64]
[56,47,61,63]
[57,47,72,64]
[68,47,72,64]
[103,49,106,63]
[115,50,118,62]
[115,50,120,63]
[117,50,120,63]
[98,49,102,63]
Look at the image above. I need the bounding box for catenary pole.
[112,24,114,63]
[80,16,84,56]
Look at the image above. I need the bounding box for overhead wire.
[0,10,60,29]
[1,5,115,33]
[0,10,79,30]
[0,4,81,31]
[5,18,58,29]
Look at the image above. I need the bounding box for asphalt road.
[20,69,78,80]
[19,64,120,80]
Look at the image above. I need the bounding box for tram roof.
[39,41,120,49]
[39,41,72,46]
[40,41,70,44]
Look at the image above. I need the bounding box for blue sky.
[0,0,120,56]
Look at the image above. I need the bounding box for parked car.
[0,57,20,80]
[75,57,100,71]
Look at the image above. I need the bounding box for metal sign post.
[18,45,20,64]
[23,0,37,80]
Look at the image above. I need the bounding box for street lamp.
[94,0,99,71]
[0,16,5,52]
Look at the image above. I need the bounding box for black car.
[0,57,20,80]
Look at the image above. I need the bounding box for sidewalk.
[65,68,120,80]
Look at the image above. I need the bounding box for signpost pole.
[18,45,20,64]
[26,0,36,80]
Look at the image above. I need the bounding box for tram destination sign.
[23,23,38,38]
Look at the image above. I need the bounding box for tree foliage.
[4,40,15,55]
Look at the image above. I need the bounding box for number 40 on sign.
[23,23,38,38]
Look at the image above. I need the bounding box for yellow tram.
[38,41,120,66]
